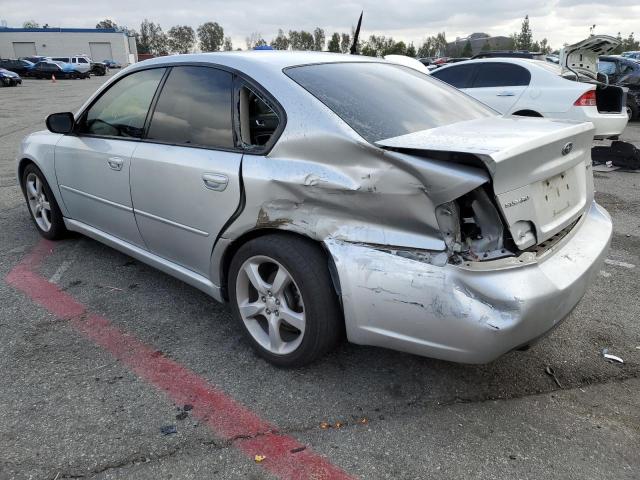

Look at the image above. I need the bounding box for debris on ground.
[320,421,331,429]
[254,455,266,463]
[359,417,369,424]
[176,411,188,421]
[545,366,562,387]
[183,404,193,411]
[290,446,307,453]
[592,141,640,170]
[334,421,344,428]
[601,348,624,364]
[160,425,177,435]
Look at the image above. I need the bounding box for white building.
[0,27,137,65]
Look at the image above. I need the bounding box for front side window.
[77,57,88,63]
[79,68,165,138]
[431,64,477,89]
[473,63,531,88]
[146,66,234,148]
[286,62,494,144]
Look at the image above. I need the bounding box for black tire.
[21,163,67,240]
[626,102,638,121]
[228,234,343,367]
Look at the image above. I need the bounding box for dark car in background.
[0,68,22,86]
[598,55,640,120]
[103,59,121,68]
[90,62,108,76]
[31,61,89,80]
[0,59,35,77]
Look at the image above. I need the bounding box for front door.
[130,66,242,276]
[55,67,166,247]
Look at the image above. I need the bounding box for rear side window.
[473,63,531,87]
[147,66,234,149]
[80,68,165,138]
[286,62,494,144]
[431,64,477,88]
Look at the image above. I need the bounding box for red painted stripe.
[6,240,354,480]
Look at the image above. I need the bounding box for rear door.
[431,63,478,90]
[467,62,530,113]
[130,65,242,276]
[55,68,166,247]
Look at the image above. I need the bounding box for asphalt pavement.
[0,74,638,480]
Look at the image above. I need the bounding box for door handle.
[202,173,229,192]
[107,157,124,171]
[497,91,515,97]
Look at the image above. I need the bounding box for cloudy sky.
[1,0,639,51]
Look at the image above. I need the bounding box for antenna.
[350,11,363,55]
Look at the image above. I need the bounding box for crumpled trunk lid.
[376,116,595,249]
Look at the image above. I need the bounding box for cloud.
[2,0,638,51]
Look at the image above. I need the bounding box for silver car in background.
[18,52,612,366]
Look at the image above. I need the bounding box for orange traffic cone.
[51,74,56,83]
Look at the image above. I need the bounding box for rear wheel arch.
[512,109,543,117]
[219,229,341,303]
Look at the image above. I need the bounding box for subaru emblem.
[561,142,573,156]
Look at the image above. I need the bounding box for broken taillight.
[574,90,596,107]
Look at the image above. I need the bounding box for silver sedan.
[17,52,612,366]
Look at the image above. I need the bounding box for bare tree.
[223,36,233,51]
[246,32,266,49]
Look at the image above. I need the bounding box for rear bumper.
[326,201,612,363]
[569,106,628,138]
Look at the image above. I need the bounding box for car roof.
[135,51,379,73]
[434,57,547,69]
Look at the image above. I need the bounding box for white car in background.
[48,55,92,74]
[431,36,628,139]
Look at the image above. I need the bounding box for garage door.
[89,42,114,62]
[13,42,36,57]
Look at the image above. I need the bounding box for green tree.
[138,19,168,55]
[539,38,551,54]
[340,33,351,53]
[613,32,624,54]
[461,39,473,57]
[96,19,117,29]
[270,29,290,50]
[417,37,434,58]
[167,25,195,54]
[406,42,416,58]
[22,20,39,28]
[517,15,532,50]
[327,32,341,52]
[223,36,233,51]
[313,27,325,51]
[197,22,224,52]
[622,32,639,51]
[289,30,315,50]
[481,38,492,51]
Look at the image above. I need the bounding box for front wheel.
[22,164,67,240]
[228,234,343,367]
[626,103,638,121]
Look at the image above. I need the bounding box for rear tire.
[21,163,67,240]
[228,234,343,367]
[626,103,638,121]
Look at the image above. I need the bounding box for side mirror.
[46,112,75,134]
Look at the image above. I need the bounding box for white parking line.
[604,259,636,269]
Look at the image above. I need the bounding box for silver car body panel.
[18,52,612,363]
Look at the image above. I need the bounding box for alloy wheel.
[235,255,306,355]
[25,172,52,232]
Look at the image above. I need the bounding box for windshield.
[285,62,495,143]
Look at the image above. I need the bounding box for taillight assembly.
[574,90,596,107]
